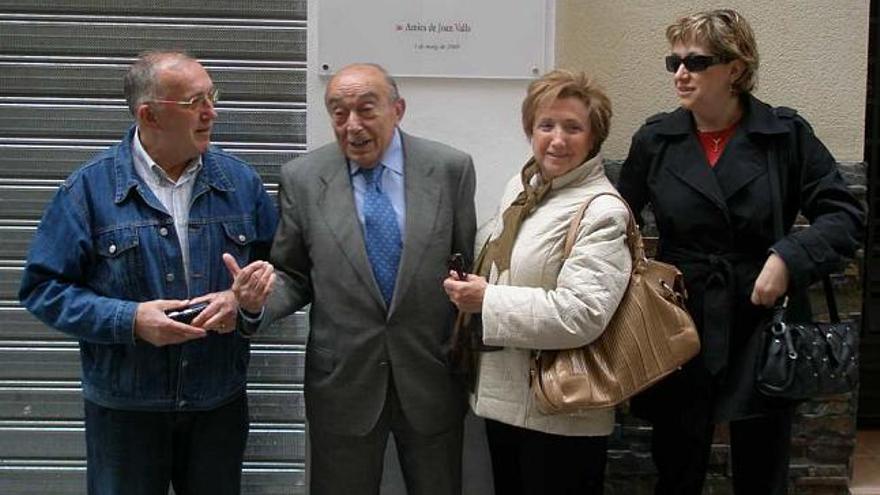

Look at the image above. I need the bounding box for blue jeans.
[84,393,249,495]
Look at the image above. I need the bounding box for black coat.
[617,94,864,422]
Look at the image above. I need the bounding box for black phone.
[447,253,468,280]
[165,302,209,324]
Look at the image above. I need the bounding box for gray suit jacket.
[260,131,476,436]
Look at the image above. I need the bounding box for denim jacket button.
[108,244,117,254]
[159,227,169,237]
[238,234,247,243]
[165,273,175,282]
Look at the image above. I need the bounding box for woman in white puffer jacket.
[443,70,631,495]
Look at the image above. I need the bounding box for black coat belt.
[662,249,755,375]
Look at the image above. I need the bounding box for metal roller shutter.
[0,1,309,493]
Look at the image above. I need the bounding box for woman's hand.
[443,271,488,313]
[750,253,789,308]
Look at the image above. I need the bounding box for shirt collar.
[348,127,404,177]
[132,127,203,185]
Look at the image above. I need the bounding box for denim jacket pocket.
[91,227,144,298]
[221,220,258,267]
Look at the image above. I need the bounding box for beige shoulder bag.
[530,192,700,413]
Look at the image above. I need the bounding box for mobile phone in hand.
[447,253,468,280]
[164,302,209,324]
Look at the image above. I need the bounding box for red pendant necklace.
[697,120,739,167]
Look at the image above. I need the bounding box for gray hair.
[123,50,197,116]
[327,63,401,102]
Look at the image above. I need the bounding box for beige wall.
[557,1,869,162]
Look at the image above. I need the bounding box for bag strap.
[532,191,641,371]
[766,131,840,322]
[562,192,646,274]
[822,277,841,323]
[767,145,785,241]
[450,236,489,350]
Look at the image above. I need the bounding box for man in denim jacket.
[18,51,278,495]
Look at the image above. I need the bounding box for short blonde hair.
[666,9,759,94]
[521,70,612,160]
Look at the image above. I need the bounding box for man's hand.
[134,299,207,346]
[751,253,790,308]
[189,290,239,333]
[223,253,275,314]
[442,271,488,313]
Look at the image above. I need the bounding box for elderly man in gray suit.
[226,63,477,494]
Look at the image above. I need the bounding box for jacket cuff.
[769,237,812,293]
[480,285,500,345]
[116,300,139,345]
[237,307,264,337]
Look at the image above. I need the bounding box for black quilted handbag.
[756,133,860,400]
[755,277,859,400]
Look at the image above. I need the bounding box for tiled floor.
[853,429,880,494]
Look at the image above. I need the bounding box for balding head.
[124,50,200,116]
[325,63,400,105]
[323,63,406,168]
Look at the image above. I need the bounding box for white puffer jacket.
[472,155,632,436]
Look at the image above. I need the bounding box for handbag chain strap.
[766,126,840,323]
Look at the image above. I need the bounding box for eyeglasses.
[150,88,219,109]
[665,54,727,73]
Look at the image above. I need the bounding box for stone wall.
[601,160,865,494]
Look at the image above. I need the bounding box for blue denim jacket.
[19,127,279,411]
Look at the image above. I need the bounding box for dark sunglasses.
[665,54,727,73]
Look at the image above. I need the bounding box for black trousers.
[484,419,608,495]
[84,392,249,495]
[651,408,793,495]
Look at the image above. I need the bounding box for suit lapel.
[316,149,387,307]
[389,133,441,314]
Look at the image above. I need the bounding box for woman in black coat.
[617,9,864,495]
